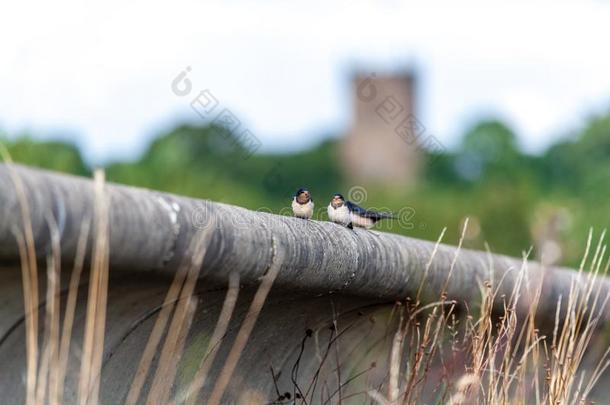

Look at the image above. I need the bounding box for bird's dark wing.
[346,201,394,221]
[345,200,367,215]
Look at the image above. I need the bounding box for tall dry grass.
[368,228,610,405]
[77,170,110,405]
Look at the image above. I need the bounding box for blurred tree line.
[2,111,610,267]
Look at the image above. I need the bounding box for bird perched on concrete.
[327,193,394,229]
[327,193,352,228]
[292,188,314,219]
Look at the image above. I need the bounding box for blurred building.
[341,71,421,187]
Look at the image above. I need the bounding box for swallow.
[292,188,314,219]
[327,193,352,228]
[327,193,394,229]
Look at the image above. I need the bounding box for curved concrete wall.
[2,164,610,404]
[0,268,400,404]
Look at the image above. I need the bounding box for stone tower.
[341,71,422,187]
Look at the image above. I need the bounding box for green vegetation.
[0,135,89,176]
[3,111,610,267]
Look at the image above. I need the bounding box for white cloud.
[1,0,610,162]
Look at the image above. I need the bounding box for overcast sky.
[2,0,610,163]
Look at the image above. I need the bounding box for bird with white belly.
[291,188,314,219]
[327,193,394,229]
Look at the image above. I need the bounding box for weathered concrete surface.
[1,164,610,404]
